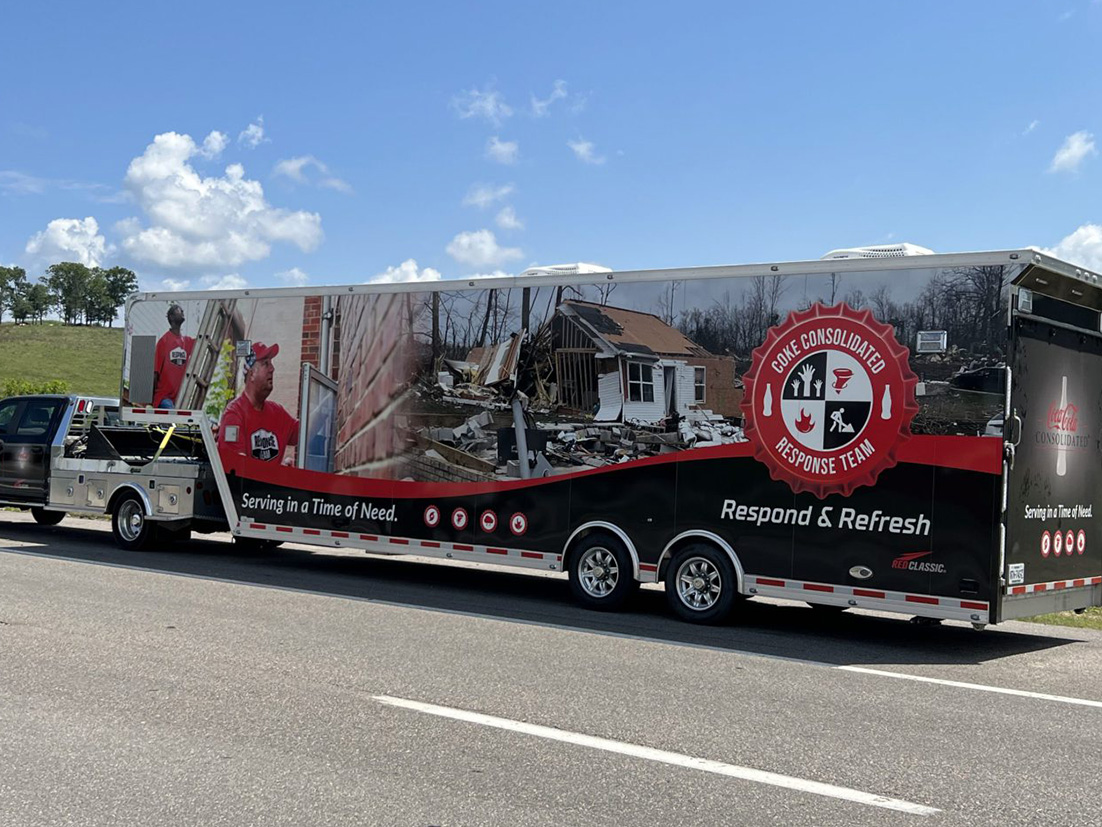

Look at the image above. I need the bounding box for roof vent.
[820,243,934,260]
[519,262,613,277]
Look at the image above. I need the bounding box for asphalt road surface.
[2,511,1100,826]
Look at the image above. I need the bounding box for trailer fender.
[563,522,641,581]
[658,531,745,594]
[106,483,153,520]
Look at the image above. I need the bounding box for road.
[1,510,1100,826]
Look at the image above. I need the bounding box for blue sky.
[3,1,1102,291]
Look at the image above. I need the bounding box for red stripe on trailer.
[421,541,441,548]
[454,544,474,552]
[961,601,988,610]
[487,548,508,555]
[521,552,543,560]
[249,523,266,530]
[1011,586,1026,595]
[359,534,377,542]
[276,526,293,533]
[303,529,321,536]
[389,538,409,546]
[756,577,786,587]
[1073,578,1086,587]
[1034,583,1048,592]
[177,410,192,416]
[639,563,657,572]
[332,531,349,538]
[1054,581,1067,590]
[854,588,885,599]
[220,433,1001,503]
[905,595,939,605]
[804,583,833,593]
[131,408,147,413]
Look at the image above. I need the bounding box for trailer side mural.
[125,261,1021,621]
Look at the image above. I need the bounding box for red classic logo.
[741,303,918,498]
[891,551,946,574]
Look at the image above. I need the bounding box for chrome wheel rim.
[578,547,620,598]
[118,500,144,543]
[676,556,722,611]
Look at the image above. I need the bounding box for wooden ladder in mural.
[175,299,240,412]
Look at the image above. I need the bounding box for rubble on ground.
[411,406,746,481]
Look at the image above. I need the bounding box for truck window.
[14,400,63,439]
[0,401,18,434]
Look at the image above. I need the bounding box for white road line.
[373,695,940,816]
[838,666,1102,709]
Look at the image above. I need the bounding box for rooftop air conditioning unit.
[820,243,935,260]
[519,262,613,277]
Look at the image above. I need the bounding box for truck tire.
[31,508,65,526]
[665,544,737,624]
[568,533,638,611]
[111,492,155,551]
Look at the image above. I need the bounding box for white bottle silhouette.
[1056,375,1068,477]
[763,384,773,417]
[881,385,892,419]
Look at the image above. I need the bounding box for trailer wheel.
[568,534,637,611]
[665,544,737,624]
[31,508,65,526]
[111,493,154,551]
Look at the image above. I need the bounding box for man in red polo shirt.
[218,342,299,466]
[152,304,195,408]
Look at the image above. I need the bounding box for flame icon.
[794,408,815,433]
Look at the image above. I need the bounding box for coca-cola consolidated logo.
[741,303,918,498]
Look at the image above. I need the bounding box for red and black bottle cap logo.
[741,303,918,498]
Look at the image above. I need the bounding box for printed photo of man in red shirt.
[218,342,299,466]
[152,304,196,408]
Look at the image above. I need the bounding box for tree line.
[0,262,138,326]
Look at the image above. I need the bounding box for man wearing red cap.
[218,342,299,466]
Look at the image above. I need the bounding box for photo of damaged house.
[389,285,750,485]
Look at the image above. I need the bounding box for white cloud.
[273,155,352,193]
[25,216,109,267]
[451,85,512,126]
[462,183,514,209]
[198,131,229,160]
[1049,131,1096,173]
[495,206,523,230]
[568,138,606,165]
[160,278,191,291]
[201,274,248,290]
[1046,224,1102,271]
[486,136,519,165]
[446,229,522,268]
[275,266,310,286]
[117,131,323,270]
[1024,120,1039,135]
[369,259,444,284]
[238,116,269,149]
[531,80,567,117]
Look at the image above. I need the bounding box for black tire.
[111,492,155,551]
[665,544,738,624]
[31,507,65,526]
[567,533,638,611]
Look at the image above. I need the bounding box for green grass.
[1020,606,1102,630]
[0,322,123,397]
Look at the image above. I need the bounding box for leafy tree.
[45,262,91,325]
[27,283,50,324]
[0,265,27,325]
[84,269,117,326]
[10,292,32,324]
[95,266,138,326]
[204,340,238,420]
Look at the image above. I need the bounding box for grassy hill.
[0,322,124,397]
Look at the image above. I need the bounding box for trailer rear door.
[1002,283,1102,619]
